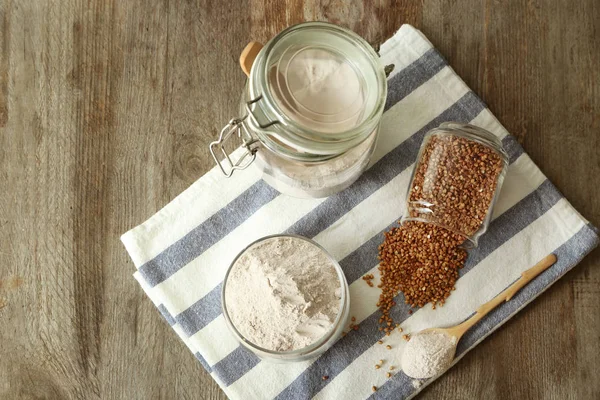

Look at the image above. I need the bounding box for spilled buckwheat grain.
[377,221,467,324]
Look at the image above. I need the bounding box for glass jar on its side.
[210,22,388,198]
[402,122,509,247]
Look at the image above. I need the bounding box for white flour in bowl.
[224,236,342,352]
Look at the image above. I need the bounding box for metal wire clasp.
[209,95,278,177]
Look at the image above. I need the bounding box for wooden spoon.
[428,253,557,340]
[403,253,557,378]
[239,41,263,77]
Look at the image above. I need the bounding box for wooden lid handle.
[239,41,263,77]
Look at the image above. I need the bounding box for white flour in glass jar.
[272,48,366,132]
[224,236,342,352]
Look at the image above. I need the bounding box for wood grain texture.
[0,0,598,399]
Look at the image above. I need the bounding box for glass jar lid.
[268,42,367,133]
[249,22,387,155]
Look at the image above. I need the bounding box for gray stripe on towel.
[504,134,525,164]
[176,92,486,338]
[212,346,261,387]
[157,304,176,326]
[271,179,561,399]
[371,223,600,400]
[194,352,212,373]
[177,282,223,336]
[384,48,448,111]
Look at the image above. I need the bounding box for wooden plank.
[0,0,598,399]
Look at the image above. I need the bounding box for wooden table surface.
[1,1,599,399]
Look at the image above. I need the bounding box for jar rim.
[221,234,350,360]
[248,22,387,158]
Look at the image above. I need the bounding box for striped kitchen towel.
[121,24,599,399]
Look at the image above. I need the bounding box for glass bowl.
[221,234,350,362]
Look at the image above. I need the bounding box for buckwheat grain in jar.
[209,22,388,198]
[402,122,509,247]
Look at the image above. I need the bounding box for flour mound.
[401,332,457,379]
[225,237,341,352]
